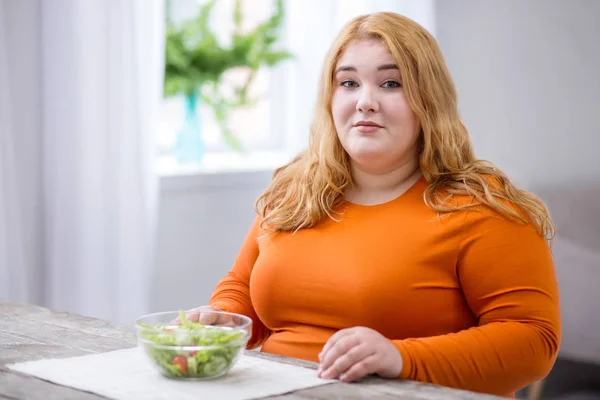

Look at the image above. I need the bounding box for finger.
[198,312,219,325]
[219,317,238,327]
[190,306,220,323]
[205,310,240,326]
[319,334,361,376]
[319,328,355,362]
[184,311,200,323]
[321,344,372,380]
[170,313,192,325]
[339,353,379,383]
[171,306,219,324]
[214,312,238,326]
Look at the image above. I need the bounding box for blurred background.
[1,0,599,398]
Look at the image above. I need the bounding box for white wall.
[435,0,600,188]
[152,171,273,312]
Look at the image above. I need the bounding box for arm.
[208,216,271,349]
[394,210,561,396]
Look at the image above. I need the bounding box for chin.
[349,149,387,163]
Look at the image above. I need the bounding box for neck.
[346,158,421,205]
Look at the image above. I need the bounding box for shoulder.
[426,176,547,243]
[456,206,550,266]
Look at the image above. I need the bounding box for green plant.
[164,0,293,151]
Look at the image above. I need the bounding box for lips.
[353,120,383,133]
[353,120,383,128]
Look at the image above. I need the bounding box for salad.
[137,310,247,378]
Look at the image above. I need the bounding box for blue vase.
[174,91,203,164]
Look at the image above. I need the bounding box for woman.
[186,12,560,398]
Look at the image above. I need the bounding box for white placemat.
[7,347,332,400]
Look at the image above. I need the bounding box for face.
[331,39,421,173]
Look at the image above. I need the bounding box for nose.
[356,86,379,113]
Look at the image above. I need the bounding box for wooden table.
[0,300,501,399]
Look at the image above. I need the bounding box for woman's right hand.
[174,305,237,327]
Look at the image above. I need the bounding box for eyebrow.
[334,64,399,74]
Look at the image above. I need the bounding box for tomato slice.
[171,355,188,374]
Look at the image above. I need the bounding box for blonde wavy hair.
[256,12,555,240]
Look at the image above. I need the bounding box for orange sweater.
[209,177,561,397]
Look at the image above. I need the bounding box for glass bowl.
[135,310,252,379]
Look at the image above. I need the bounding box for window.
[157,0,287,175]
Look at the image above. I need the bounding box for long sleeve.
[209,216,271,349]
[393,209,561,397]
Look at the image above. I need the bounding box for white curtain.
[41,0,165,323]
[276,0,436,155]
[0,0,165,324]
[0,0,30,303]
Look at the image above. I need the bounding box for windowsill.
[158,151,293,192]
[157,151,292,177]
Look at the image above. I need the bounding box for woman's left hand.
[317,326,403,382]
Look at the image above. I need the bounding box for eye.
[382,80,401,88]
[340,80,359,88]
